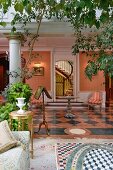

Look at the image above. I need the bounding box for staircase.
[55,61,73,97]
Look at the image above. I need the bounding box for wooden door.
[0,66,4,91]
[105,75,113,107]
[0,56,9,92]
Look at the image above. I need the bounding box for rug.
[30,138,113,170]
[56,143,113,170]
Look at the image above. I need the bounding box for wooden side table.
[9,110,34,159]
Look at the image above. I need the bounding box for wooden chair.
[88,91,102,112]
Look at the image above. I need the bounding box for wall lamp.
[33,62,44,76]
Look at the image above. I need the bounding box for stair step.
[47,102,85,105]
[46,101,88,109]
[47,100,81,103]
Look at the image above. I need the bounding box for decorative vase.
[16,98,26,114]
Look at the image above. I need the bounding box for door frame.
[52,50,78,101]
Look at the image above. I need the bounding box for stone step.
[45,101,88,109]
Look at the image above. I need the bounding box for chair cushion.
[0,120,18,153]
[88,92,102,104]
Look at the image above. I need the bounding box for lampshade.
[34,62,41,67]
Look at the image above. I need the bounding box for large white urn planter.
[16,98,26,114]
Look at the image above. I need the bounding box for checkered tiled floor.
[32,107,113,138]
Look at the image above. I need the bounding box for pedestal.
[64,96,75,118]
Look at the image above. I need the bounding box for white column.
[8,34,22,84]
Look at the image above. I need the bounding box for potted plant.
[7,82,32,104]
[0,82,32,129]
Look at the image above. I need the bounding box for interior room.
[0,1,113,170]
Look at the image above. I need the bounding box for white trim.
[51,49,55,101]
[21,47,53,51]
[77,53,80,94]
[53,49,77,101]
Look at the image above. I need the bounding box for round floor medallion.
[69,128,86,134]
[65,127,91,136]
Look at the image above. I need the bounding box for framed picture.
[34,67,44,76]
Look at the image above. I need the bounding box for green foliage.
[7,82,32,104]
[0,103,16,122]
[85,61,98,80]
[84,50,113,80]
[0,102,27,130]
[0,82,32,130]
[0,0,113,30]
[64,0,113,29]
[72,22,113,80]
[0,0,113,81]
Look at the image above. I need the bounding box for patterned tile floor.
[32,107,113,139]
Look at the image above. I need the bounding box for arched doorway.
[55,60,73,98]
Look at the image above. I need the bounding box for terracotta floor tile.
[32,108,113,139]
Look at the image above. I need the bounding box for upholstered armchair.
[0,131,30,170]
[88,91,102,111]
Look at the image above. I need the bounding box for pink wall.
[79,52,105,91]
[23,51,51,93]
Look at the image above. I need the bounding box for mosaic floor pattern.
[30,138,113,170]
[56,143,113,170]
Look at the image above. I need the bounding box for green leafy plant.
[7,82,32,104]
[0,103,16,122]
[0,82,32,130]
[72,22,113,80]
[85,61,98,81]
[0,102,18,130]
[0,0,113,81]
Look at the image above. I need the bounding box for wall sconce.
[34,63,44,76]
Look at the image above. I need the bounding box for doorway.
[55,60,73,98]
[0,55,9,92]
[105,75,113,107]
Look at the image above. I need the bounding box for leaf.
[26,3,32,14]
[79,1,85,8]
[85,0,93,8]
[23,0,28,6]
[14,2,24,14]
[95,21,100,29]
[11,26,16,32]
[0,21,6,27]
[100,12,109,23]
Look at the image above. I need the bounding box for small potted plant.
[0,82,32,129]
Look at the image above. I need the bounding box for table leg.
[22,119,25,130]
[30,118,33,159]
[9,117,12,130]
[18,119,21,131]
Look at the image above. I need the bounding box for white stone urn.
[16,98,26,114]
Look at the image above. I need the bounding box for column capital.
[6,32,25,42]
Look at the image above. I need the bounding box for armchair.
[0,131,30,170]
[88,91,102,112]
